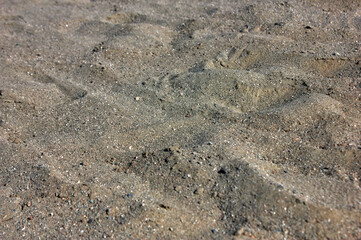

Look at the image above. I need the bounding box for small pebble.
[218,168,227,174]
[175,186,182,193]
[194,188,204,195]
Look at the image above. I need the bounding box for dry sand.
[0,0,360,239]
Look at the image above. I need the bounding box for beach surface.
[0,0,360,239]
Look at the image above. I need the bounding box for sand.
[0,0,360,239]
